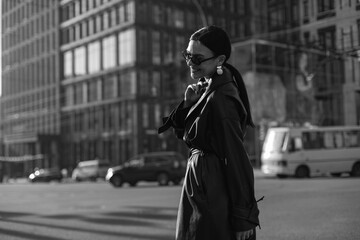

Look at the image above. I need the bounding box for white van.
[72,159,110,181]
[261,126,360,178]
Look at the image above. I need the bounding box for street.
[0,175,359,240]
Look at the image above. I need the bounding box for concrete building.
[297,0,360,125]
[263,0,360,126]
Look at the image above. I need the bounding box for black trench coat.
[159,69,260,240]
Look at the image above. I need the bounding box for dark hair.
[190,26,255,127]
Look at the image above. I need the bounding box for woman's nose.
[186,59,194,67]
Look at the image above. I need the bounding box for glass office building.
[1,0,61,177]
[58,0,256,170]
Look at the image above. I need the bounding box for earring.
[217,65,223,75]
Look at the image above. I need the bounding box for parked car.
[28,168,63,183]
[106,151,187,187]
[72,159,110,182]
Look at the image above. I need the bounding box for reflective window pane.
[63,50,73,78]
[88,41,100,73]
[118,29,136,66]
[102,35,116,69]
[74,46,86,76]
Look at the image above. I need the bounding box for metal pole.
[192,0,207,26]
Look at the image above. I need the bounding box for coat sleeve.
[158,101,192,139]
[210,95,260,232]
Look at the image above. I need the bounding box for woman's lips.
[191,68,199,74]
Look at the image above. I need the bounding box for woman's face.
[185,40,219,80]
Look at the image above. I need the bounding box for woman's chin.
[190,72,203,80]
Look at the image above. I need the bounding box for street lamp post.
[192,0,207,26]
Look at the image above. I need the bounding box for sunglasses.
[182,50,217,66]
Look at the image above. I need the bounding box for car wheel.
[350,162,360,177]
[111,175,123,187]
[295,165,310,178]
[157,173,169,186]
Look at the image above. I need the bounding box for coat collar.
[185,68,233,120]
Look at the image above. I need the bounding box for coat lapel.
[185,86,212,120]
[185,72,234,121]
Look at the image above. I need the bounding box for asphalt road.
[0,175,359,240]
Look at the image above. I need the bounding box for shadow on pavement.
[0,206,176,240]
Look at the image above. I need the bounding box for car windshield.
[263,129,289,153]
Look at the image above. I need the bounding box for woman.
[158,26,261,240]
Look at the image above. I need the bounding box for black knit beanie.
[190,26,231,61]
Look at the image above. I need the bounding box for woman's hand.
[183,83,203,107]
[235,229,254,240]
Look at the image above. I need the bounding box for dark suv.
[106,151,187,187]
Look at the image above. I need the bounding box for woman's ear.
[217,55,226,65]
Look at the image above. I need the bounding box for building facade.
[2,0,359,177]
[1,0,61,177]
[56,0,256,170]
[264,0,360,126]
[298,0,360,125]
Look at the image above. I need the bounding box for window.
[139,70,149,95]
[317,0,334,12]
[153,4,162,24]
[166,7,174,26]
[88,41,100,73]
[118,4,125,24]
[324,132,335,148]
[125,1,135,23]
[118,29,136,66]
[65,85,74,106]
[302,132,324,149]
[152,31,161,64]
[290,1,299,24]
[88,80,98,102]
[74,83,83,105]
[74,46,86,76]
[163,33,173,64]
[269,7,284,28]
[82,21,87,38]
[138,29,149,64]
[103,11,109,29]
[152,71,161,97]
[154,103,161,127]
[102,35,116,69]
[110,7,117,27]
[96,14,102,33]
[318,26,336,50]
[74,0,81,17]
[142,103,149,128]
[88,18,95,35]
[263,130,288,152]
[63,50,73,78]
[102,76,115,99]
[75,24,81,40]
[303,0,309,18]
[81,0,87,13]
[317,0,335,19]
[118,71,136,97]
